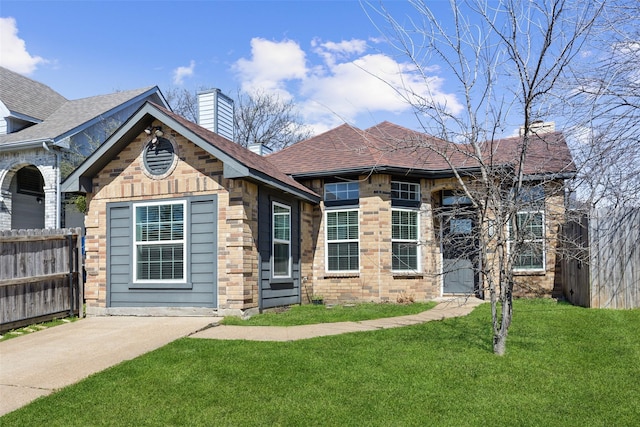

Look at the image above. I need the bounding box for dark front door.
[442,213,478,295]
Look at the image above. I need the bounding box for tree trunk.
[493,290,513,356]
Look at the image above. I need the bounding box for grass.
[2,299,639,426]
[220,301,437,326]
[0,316,78,342]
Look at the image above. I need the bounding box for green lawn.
[3,299,639,426]
[0,317,78,342]
[221,301,437,326]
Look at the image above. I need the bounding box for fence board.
[0,228,83,332]
[561,208,640,309]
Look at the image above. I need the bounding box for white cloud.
[0,17,46,74]
[233,38,308,99]
[311,38,368,68]
[232,37,461,134]
[173,60,196,85]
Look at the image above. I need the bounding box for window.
[134,201,186,282]
[511,212,545,270]
[325,182,359,204]
[326,209,359,272]
[391,181,420,204]
[392,209,420,271]
[442,190,472,206]
[510,186,545,270]
[272,202,291,278]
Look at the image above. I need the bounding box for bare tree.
[164,87,199,123]
[60,117,122,179]
[165,87,312,151]
[234,90,313,150]
[565,0,640,209]
[367,0,602,354]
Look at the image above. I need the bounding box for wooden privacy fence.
[559,208,640,308]
[0,228,84,332]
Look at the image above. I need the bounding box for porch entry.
[441,212,479,295]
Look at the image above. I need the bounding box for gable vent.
[143,137,175,176]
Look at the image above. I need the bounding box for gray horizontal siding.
[258,190,301,309]
[106,196,217,308]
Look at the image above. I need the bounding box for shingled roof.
[0,66,67,121]
[0,86,163,146]
[62,102,320,203]
[268,120,576,178]
[158,104,320,200]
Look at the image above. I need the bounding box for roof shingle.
[268,120,575,178]
[0,66,68,121]
[0,87,159,145]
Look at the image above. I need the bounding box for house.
[0,66,167,230]
[62,100,575,315]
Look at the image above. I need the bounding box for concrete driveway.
[0,316,219,416]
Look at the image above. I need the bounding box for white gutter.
[0,138,54,152]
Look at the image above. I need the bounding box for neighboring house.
[0,66,167,230]
[62,99,575,315]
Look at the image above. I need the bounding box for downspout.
[56,150,61,229]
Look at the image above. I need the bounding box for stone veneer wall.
[83,120,259,312]
[0,148,59,230]
[299,175,566,304]
[303,175,442,304]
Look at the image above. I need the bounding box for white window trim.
[133,200,187,283]
[509,209,546,272]
[325,208,360,273]
[272,202,292,278]
[391,208,421,273]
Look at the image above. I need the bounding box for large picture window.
[392,209,420,271]
[134,201,186,282]
[272,202,291,278]
[326,209,359,272]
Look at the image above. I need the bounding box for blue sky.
[1,0,468,134]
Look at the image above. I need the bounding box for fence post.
[77,228,84,317]
[67,230,74,318]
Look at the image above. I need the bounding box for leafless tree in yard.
[366,0,602,354]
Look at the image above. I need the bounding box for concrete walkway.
[0,297,483,417]
[0,316,218,416]
[191,297,485,341]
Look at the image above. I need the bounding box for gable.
[62,102,320,203]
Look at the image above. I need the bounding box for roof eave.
[288,165,484,180]
[522,171,577,181]
[0,138,54,152]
